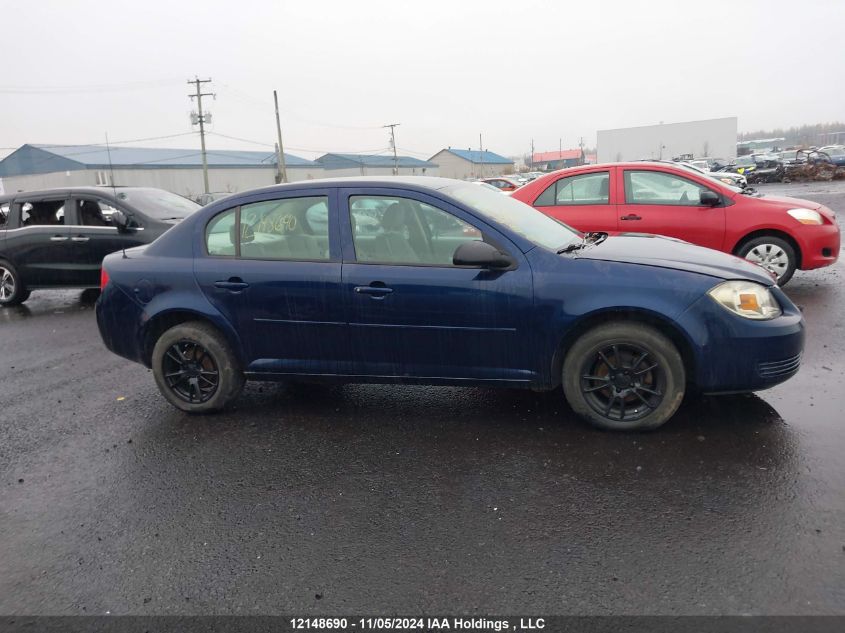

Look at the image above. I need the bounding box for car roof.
[0,185,160,203]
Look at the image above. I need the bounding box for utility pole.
[479,133,484,178]
[273,90,288,183]
[530,138,535,170]
[579,136,585,165]
[188,77,214,194]
[383,123,400,175]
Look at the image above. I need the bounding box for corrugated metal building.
[0,144,322,198]
[315,153,438,177]
[428,148,514,180]
[597,117,738,163]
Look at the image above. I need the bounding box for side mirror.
[112,209,129,231]
[453,241,514,269]
[700,191,721,206]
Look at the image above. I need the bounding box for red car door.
[529,167,618,233]
[618,167,726,250]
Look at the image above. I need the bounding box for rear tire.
[0,261,29,306]
[736,236,796,286]
[562,322,685,431]
[151,321,244,413]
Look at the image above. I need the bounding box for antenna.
[105,133,126,258]
[104,132,117,194]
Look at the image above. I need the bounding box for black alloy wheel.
[162,339,220,404]
[580,343,665,423]
[562,322,685,431]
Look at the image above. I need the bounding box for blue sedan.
[95,177,804,431]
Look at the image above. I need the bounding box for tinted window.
[76,199,119,227]
[206,208,236,256]
[624,170,711,206]
[0,202,8,227]
[535,172,609,206]
[350,195,481,266]
[21,200,66,226]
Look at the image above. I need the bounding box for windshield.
[114,188,200,219]
[443,183,580,251]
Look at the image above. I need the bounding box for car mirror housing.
[453,241,514,269]
[700,191,721,206]
[112,209,130,231]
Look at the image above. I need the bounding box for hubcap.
[580,343,665,422]
[162,340,220,404]
[744,243,789,279]
[0,267,15,302]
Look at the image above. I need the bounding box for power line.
[0,79,183,94]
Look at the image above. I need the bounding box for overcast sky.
[2,0,842,161]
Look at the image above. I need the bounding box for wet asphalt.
[0,182,843,616]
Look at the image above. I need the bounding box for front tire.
[562,322,686,431]
[151,321,244,413]
[0,261,30,306]
[736,236,796,286]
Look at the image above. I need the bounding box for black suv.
[0,186,199,305]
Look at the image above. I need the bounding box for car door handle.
[214,279,250,291]
[50,235,69,241]
[71,236,90,242]
[620,214,642,221]
[354,285,393,296]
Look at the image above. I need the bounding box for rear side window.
[535,172,609,206]
[0,202,8,227]
[205,195,330,261]
[206,208,237,256]
[21,200,66,226]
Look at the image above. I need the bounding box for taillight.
[100,267,110,289]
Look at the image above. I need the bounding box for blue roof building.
[316,153,438,176]
[428,147,515,180]
[0,144,323,197]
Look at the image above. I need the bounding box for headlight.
[708,280,782,320]
[787,208,823,225]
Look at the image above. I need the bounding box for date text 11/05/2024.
[290,617,546,630]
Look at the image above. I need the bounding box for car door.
[3,195,71,286]
[619,168,726,250]
[193,189,348,374]
[531,168,617,232]
[340,188,535,382]
[66,195,147,286]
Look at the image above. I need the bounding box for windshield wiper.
[557,232,608,254]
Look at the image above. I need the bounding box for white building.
[0,144,323,198]
[428,148,515,180]
[597,117,738,163]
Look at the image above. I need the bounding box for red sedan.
[511,162,840,285]
[481,177,521,192]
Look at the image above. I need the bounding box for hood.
[576,234,775,285]
[753,194,821,211]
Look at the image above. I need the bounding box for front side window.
[21,200,66,226]
[624,170,712,206]
[0,202,8,227]
[350,195,482,266]
[205,195,330,261]
[535,172,609,207]
[76,199,119,227]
